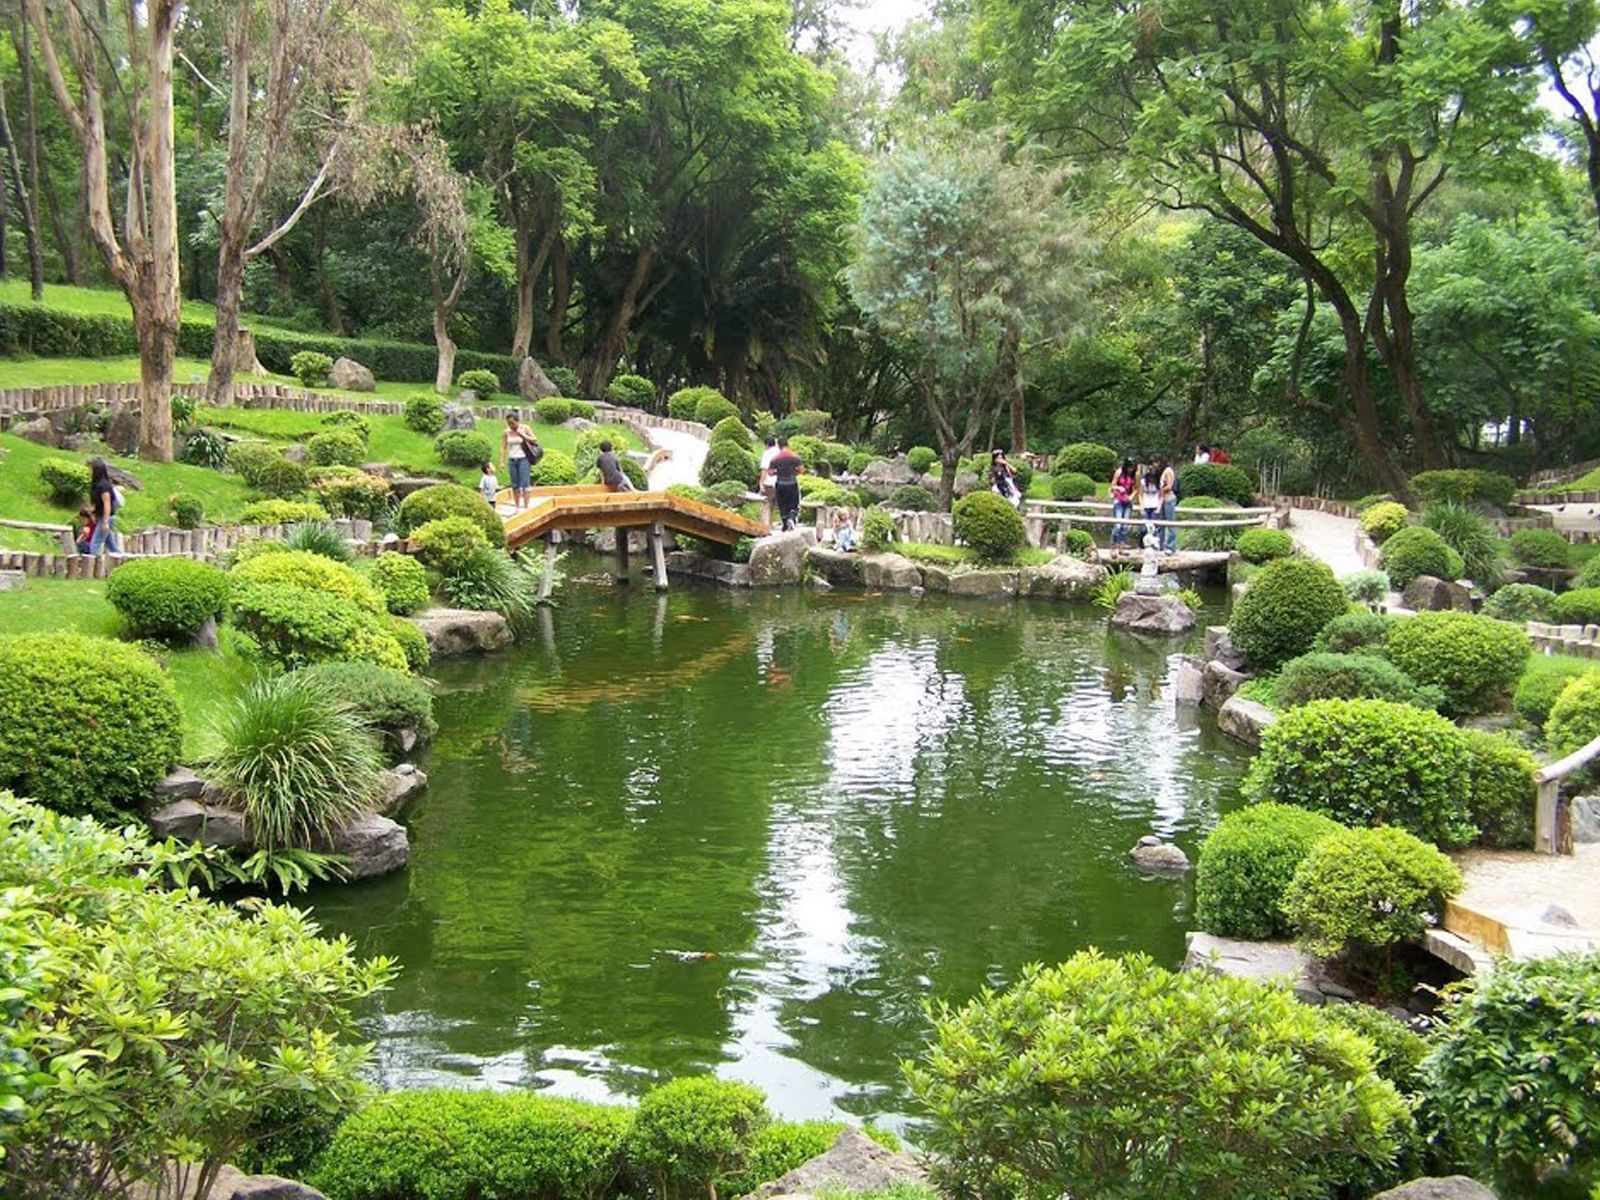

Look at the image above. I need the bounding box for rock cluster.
[749,1129,927,1200]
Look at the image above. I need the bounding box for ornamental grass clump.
[1227,557,1347,670]
[285,520,355,563]
[442,546,545,634]
[1421,500,1505,587]
[207,672,384,850]
[1383,610,1530,717]
[106,557,229,642]
[1194,803,1342,939]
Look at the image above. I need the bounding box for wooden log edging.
[0,518,384,577]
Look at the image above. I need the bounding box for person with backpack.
[502,414,542,510]
[87,458,123,555]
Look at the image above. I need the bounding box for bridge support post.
[540,530,562,601]
[649,522,668,592]
[617,528,631,584]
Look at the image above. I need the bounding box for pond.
[309,579,1252,1126]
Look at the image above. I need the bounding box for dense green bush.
[888,483,935,511]
[290,350,333,387]
[1547,672,1600,757]
[1482,582,1558,624]
[387,615,431,672]
[1273,652,1440,711]
[1384,611,1530,717]
[796,475,850,507]
[1177,462,1255,506]
[788,434,826,465]
[907,951,1408,1200]
[1553,587,1600,625]
[847,451,873,475]
[666,385,717,422]
[231,549,384,613]
[238,498,329,525]
[296,661,436,757]
[106,557,228,642]
[1421,501,1505,586]
[567,399,596,420]
[534,396,574,424]
[38,457,90,504]
[1379,525,1464,588]
[411,517,491,575]
[1194,804,1342,939]
[1235,527,1294,564]
[229,581,408,672]
[573,426,636,477]
[694,393,741,428]
[547,365,580,396]
[230,442,309,497]
[953,491,1026,561]
[0,634,182,820]
[700,441,760,490]
[307,429,366,468]
[1244,698,1477,846]
[529,448,578,487]
[1228,558,1347,670]
[167,492,204,529]
[320,410,372,444]
[434,429,496,468]
[607,373,655,407]
[369,552,431,615]
[1460,728,1537,849]
[1508,528,1571,569]
[1054,441,1117,480]
[861,506,896,552]
[1428,952,1600,1193]
[455,368,500,396]
[403,392,445,435]
[709,415,754,450]
[1576,556,1600,590]
[1359,501,1409,545]
[1514,657,1598,729]
[626,1077,770,1200]
[1283,825,1463,961]
[1320,1001,1430,1100]
[787,408,834,436]
[395,483,503,545]
[1064,528,1098,559]
[1313,610,1393,655]
[1050,470,1097,501]
[1341,569,1391,604]
[1411,468,1517,510]
[442,547,543,635]
[906,445,938,474]
[311,469,392,521]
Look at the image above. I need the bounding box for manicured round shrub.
[665,385,716,421]
[308,1089,633,1200]
[387,615,431,672]
[1050,470,1097,501]
[1547,672,1600,757]
[1384,610,1530,717]
[238,499,329,525]
[1235,527,1294,564]
[1411,468,1516,510]
[241,452,310,499]
[1379,525,1464,589]
[231,549,385,614]
[1194,804,1342,939]
[797,475,850,507]
[787,434,826,465]
[1244,698,1477,846]
[1508,528,1571,569]
[289,350,333,387]
[1428,952,1600,1193]
[861,506,895,552]
[395,483,503,545]
[310,469,392,521]
[455,367,500,396]
[297,661,436,755]
[888,483,935,511]
[369,552,431,616]
[906,445,938,474]
[0,633,182,821]
[1482,582,1558,624]
[1283,825,1463,960]
[1341,569,1391,604]
[433,429,495,469]
[953,491,1026,561]
[229,581,408,672]
[1314,610,1393,655]
[709,415,754,450]
[607,372,655,407]
[1228,558,1347,670]
[906,951,1409,1200]
[567,399,596,421]
[306,429,365,468]
[321,409,371,444]
[700,441,759,490]
[410,516,490,575]
[1064,527,1098,559]
[626,1077,770,1200]
[1054,441,1117,480]
[1177,462,1255,506]
[528,448,578,487]
[106,557,229,642]
[1514,657,1598,729]
[847,451,873,475]
[1273,652,1439,711]
[1552,587,1600,625]
[1460,728,1537,849]
[38,457,91,505]
[533,396,573,424]
[546,365,580,396]
[1575,556,1600,590]
[167,492,204,529]
[228,441,285,487]
[1359,501,1409,545]
[403,392,445,435]
[694,393,741,428]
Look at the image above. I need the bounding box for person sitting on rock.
[833,510,857,552]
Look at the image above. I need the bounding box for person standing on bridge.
[597,441,635,493]
[771,437,804,531]
[502,414,541,510]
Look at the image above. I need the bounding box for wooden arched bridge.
[500,485,767,591]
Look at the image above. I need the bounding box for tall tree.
[983,0,1550,499]
[0,37,44,298]
[847,138,1093,509]
[1524,0,1600,234]
[23,0,181,460]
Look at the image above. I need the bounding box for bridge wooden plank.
[501,488,767,551]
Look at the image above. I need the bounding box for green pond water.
[310,579,1251,1125]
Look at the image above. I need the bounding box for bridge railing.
[1534,733,1600,854]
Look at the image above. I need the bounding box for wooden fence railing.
[1534,733,1600,854]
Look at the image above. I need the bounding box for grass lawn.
[0,279,229,326]
[0,576,248,758]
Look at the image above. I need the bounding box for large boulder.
[518,356,559,403]
[411,608,514,657]
[1371,1180,1499,1200]
[1203,659,1247,710]
[1021,556,1107,601]
[1110,591,1196,635]
[441,403,477,432]
[1128,835,1191,873]
[859,552,922,591]
[1174,656,1205,706]
[103,462,143,492]
[806,545,860,588]
[952,470,982,497]
[948,568,1019,599]
[104,406,141,455]
[1183,931,1323,1006]
[147,799,249,850]
[1217,695,1278,748]
[133,1164,327,1200]
[860,456,917,487]
[919,564,952,593]
[1401,574,1473,612]
[317,812,408,880]
[328,357,375,392]
[152,767,206,803]
[748,528,815,587]
[0,571,25,592]
[12,416,59,447]
[1204,625,1248,671]
[749,1130,928,1200]
[376,763,428,815]
[664,552,752,587]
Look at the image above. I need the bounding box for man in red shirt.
[770,438,804,530]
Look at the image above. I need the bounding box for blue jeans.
[508,457,532,490]
[1161,498,1178,551]
[89,513,121,555]
[1110,499,1133,546]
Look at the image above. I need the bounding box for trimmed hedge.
[456,368,500,396]
[1461,728,1537,849]
[1410,469,1517,510]
[1513,657,1598,729]
[1379,526,1464,589]
[1481,583,1558,624]
[106,557,229,642]
[395,484,504,545]
[1228,558,1348,670]
[38,457,89,504]
[1383,611,1530,717]
[1507,528,1571,569]
[1313,611,1392,655]
[1273,652,1441,711]
[906,446,938,474]
[296,662,436,755]
[1235,527,1294,564]
[1552,587,1600,625]
[534,396,574,424]
[404,393,445,435]
[694,393,741,428]
[411,517,489,574]
[434,429,496,469]
[953,491,1026,560]
[626,1077,770,1200]
[529,448,578,488]
[700,442,759,490]
[231,549,385,614]
[0,633,181,820]
[307,429,366,468]
[1050,471,1097,501]
[1547,673,1600,758]
[888,483,935,511]
[238,499,329,525]
[1194,803,1342,939]
[1177,462,1254,506]
[1054,442,1117,480]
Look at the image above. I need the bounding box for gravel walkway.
[1286,506,1367,578]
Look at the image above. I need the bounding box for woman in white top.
[502,415,540,510]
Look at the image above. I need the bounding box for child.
[833,510,857,552]
[478,461,499,506]
[76,506,96,555]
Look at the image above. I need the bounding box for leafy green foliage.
[700,441,760,490]
[1548,673,1600,757]
[230,442,310,498]
[370,552,431,615]
[535,396,574,424]
[229,581,409,673]
[709,415,754,450]
[1245,698,1477,846]
[1064,528,1098,559]
[311,469,392,521]
[607,374,655,408]
[906,446,938,474]
[0,634,181,821]
[694,393,741,428]
[1515,656,1599,729]
[1576,557,1600,590]
[1379,526,1465,589]
[888,483,935,511]
[529,448,579,487]
[456,368,501,396]
[1234,527,1293,564]
[105,557,229,642]
[1094,569,1137,611]
[167,492,204,529]
[307,429,367,468]
[905,951,1408,1200]
[395,483,504,545]
[1228,558,1347,670]
[1460,728,1536,849]
[1482,582,1558,624]
[37,457,89,505]
[861,506,896,551]
[432,429,495,469]
[1410,469,1517,510]
[1050,470,1096,501]
[238,498,329,525]
[1055,442,1117,480]
[1194,804,1342,939]
[1273,652,1440,711]
[387,616,431,673]
[848,451,874,475]
[1553,587,1600,625]
[1283,825,1463,961]
[232,549,384,613]
[1384,611,1530,717]
[1508,528,1571,569]
[665,386,717,421]
[1359,502,1409,545]
[295,661,437,759]
[442,547,545,635]
[404,392,445,435]
[1176,462,1254,506]
[1341,570,1391,604]
[289,350,334,387]
[411,516,491,575]
[953,491,1026,560]
[626,1077,770,1200]
[320,410,372,444]
[1314,610,1392,655]
[1420,501,1505,586]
